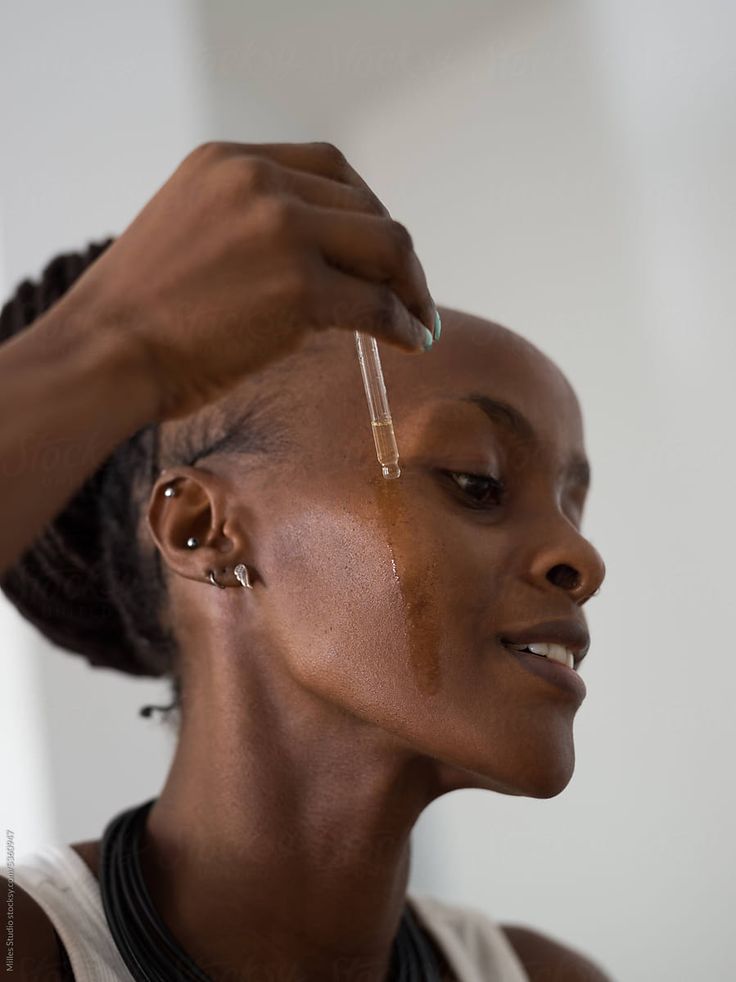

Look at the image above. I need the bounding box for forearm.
[0,294,158,576]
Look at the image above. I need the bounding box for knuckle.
[355,187,380,214]
[311,141,347,168]
[372,197,391,219]
[189,140,226,165]
[235,155,277,194]
[389,220,414,260]
[285,264,313,303]
[374,283,397,328]
[255,195,299,237]
[205,156,277,211]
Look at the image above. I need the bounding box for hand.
[65,141,436,421]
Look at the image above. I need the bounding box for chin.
[432,745,576,801]
[524,769,575,799]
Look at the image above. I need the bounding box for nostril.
[548,564,580,591]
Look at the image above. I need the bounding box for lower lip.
[500,642,587,701]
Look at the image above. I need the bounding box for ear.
[146,467,252,589]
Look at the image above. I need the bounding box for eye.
[442,470,507,509]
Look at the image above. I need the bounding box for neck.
[139,660,445,981]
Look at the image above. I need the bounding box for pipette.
[354,331,401,479]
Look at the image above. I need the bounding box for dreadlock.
[0,238,293,720]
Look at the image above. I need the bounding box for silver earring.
[234,563,254,590]
[208,569,226,589]
[186,537,199,549]
[163,484,177,497]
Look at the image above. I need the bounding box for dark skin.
[65,306,606,980]
[1,141,610,980]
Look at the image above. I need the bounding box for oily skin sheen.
[74,307,606,980]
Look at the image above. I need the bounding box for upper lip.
[499,619,591,669]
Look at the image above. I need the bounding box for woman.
[0,141,610,981]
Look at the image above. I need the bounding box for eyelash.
[442,469,508,509]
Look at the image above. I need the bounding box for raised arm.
[1,140,438,578]
[0,291,157,576]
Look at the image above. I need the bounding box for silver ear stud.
[186,537,199,549]
[234,563,254,589]
[164,484,177,497]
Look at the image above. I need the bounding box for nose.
[529,528,606,606]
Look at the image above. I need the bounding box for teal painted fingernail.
[420,326,434,351]
[433,308,442,342]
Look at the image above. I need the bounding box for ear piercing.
[209,570,226,589]
[207,565,254,589]
[234,563,254,589]
[166,483,254,590]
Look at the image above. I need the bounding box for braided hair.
[0,239,293,719]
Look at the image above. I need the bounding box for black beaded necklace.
[99,799,442,981]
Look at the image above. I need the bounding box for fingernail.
[419,326,434,351]
[433,307,442,342]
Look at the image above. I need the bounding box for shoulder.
[500,923,614,981]
[1,874,66,980]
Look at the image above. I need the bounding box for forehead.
[385,308,583,448]
[205,307,587,484]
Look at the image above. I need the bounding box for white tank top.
[6,845,529,981]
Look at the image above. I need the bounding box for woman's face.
[168,308,606,800]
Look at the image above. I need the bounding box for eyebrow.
[456,393,591,491]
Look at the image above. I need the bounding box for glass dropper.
[354,331,401,479]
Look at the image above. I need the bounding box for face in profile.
[153,306,606,803]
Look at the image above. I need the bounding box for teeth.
[506,642,575,670]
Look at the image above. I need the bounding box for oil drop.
[372,475,442,695]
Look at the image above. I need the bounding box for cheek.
[265,476,467,717]
[267,499,410,699]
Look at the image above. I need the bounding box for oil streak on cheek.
[371,476,442,697]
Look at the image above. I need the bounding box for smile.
[503,641,575,670]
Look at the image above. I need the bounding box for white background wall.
[2,2,734,979]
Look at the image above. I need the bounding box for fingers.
[185,140,436,346]
[192,140,391,217]
[190,142,434,330]
[311,263,433,353]
[260,164,381,216]
[301,207,435,335]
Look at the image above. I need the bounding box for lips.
[499,619,590,670]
